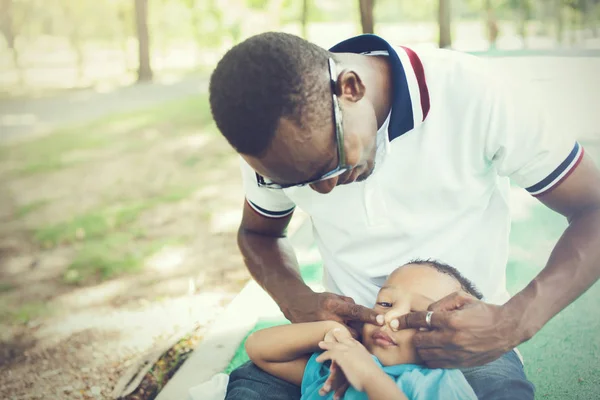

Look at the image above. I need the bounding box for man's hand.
[284,291,381,333]
[393,291,525,368]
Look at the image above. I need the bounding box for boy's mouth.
[372,330,397,347]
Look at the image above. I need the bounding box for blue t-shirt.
[301,352,477,400]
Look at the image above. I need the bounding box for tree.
[439,0,452,48]
[117,1,134,72]
[0,0,24,86]
[484,0,499,49]
[358,0,375,34]
[134,0,152,82]
[61,2,86,83]
[301,0,309,39]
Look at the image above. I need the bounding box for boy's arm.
[364,374,408,400]
[245,320,345,386]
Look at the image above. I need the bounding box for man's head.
[209,32,380,194]
[362,259,483,366]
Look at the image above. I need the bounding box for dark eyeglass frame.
[256,57,351,189]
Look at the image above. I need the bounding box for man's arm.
[238,200,310,318]
[506,153,600,340]
[393,153,600,368]
[238,200,379,326]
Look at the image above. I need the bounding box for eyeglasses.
[256,57,351,189]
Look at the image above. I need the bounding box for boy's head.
[209,32,380,194]
[362,259,482,366]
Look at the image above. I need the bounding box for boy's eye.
[376,302,392,308]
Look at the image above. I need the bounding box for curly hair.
[408,258,484,300]
[209,32,334,156]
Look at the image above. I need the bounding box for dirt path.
[0,75,208,141]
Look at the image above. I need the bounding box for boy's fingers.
[334,382,350,399]
[315,350,332,363]
[332,328,352,341]
[318,341,334,350]
[337,302,380,324]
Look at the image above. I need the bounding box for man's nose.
[309,177,338,194]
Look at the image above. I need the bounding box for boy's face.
[362,263,462,366]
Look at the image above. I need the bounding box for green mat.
[225,147,600,398]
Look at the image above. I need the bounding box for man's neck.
[335,52,393,129]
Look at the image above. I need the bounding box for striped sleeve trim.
[526,142,584,197]
[246,199,295,219]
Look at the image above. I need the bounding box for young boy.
[244,260,481,399]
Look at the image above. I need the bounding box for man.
[209,32,600,399]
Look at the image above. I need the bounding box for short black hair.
[407,258,484,300]
[209,32,333,156]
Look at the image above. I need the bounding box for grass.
[3,92,223,286]
[0,95,213,177]
[16,200,50,218]
[34,187,195,248]
[0,300,50,324]
[0,282,15,293]
[64,233,182,284]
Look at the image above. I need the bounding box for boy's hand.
[319,361,350,400]
[316,330,380,392]
[319,327,353,399]
[323,325,353,343]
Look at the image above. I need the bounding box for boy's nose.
[383,308,409,330]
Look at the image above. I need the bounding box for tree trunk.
[186,0,204,63]
[135,0,153,82]
[554,0,564,44]
[301,0,309,39]
[516,0,528,48]
[358,0,375,34]
[0,0,24,86]
[484,0,499,49]
[539,0,553,35]
[438,0,452,48]
[117,4,134,72]
[70,26,85,83]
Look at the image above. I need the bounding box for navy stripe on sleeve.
[526,142,584,196]
[247,199,295,218]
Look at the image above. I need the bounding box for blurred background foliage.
[1,0,599,96]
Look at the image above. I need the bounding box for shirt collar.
[329,34,430,141]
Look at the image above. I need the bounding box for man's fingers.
[394,310,450,331]
[428,291,476,312]
[425,359,456,369]
[417,347,451,362]
[336,302,380,324]
[413,330,449,348]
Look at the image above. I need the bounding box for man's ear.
[336,69,366,103]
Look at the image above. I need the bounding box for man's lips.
[372,330,397,346]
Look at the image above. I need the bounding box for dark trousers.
[225,350,535,400]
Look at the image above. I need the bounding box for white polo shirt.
[240,35,583,307]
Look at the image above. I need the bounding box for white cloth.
[187,373,229,400]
